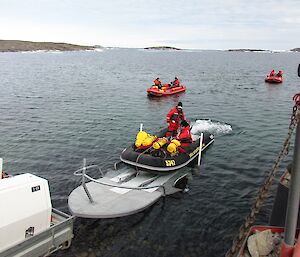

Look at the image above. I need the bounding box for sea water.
[1,49,300,257]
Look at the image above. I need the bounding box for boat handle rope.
[135,146,154,173]
[225,99,300,257]
[73,158,167,203]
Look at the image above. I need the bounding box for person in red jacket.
[176,120,192,147]
[170,77,180,88]
[166,102,185,137]
[269,70,275,77]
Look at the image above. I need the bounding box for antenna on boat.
[140,123,143,132]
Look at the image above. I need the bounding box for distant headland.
[1,40,299,52]
[228,48,300,52]
[227,49,267,52]
[144,46,182,50]
[0,40,100,52]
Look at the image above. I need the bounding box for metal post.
[197,133,204,166]
[282,111,300,253]
[82,158,94,203]
[140,123,143,132]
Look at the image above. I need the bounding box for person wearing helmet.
[153,77,162,89]
[166,102,185,137]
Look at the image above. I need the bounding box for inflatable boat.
[265,75,283,83]
[147,84,186,97]
[120,128,214,173]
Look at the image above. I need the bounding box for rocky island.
[227,49,268,52]
[0,40,99,52]
[144,46,181,50]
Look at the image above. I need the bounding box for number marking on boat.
[165,160,176,166]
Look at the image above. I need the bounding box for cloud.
[0,0,300,49]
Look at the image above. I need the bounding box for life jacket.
[135,131,157,148]
[154,79,161,86]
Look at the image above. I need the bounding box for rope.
[225,104,299,257]
[135,146,153,173]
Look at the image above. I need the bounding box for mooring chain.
[225,104,299,257]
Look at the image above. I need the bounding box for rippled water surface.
[1,49,300,257]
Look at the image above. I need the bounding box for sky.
[1,0,300,50]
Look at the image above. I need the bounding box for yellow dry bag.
[153,137,168,150]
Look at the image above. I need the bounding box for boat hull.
[265,76,283,83]
[120,130,214,173]
[147,85,186,97]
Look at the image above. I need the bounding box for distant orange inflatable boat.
[265,70,283,83]
[147,84,186,97]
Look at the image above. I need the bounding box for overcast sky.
[1,0,299,50]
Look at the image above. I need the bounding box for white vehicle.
[0,158,74,257]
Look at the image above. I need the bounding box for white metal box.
[0,173,52,252]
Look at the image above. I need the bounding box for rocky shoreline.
[0,40,99,52]
[1,40,299,52]
[227,49,268,52]
[144,46,181,50]
[228,48,300,52]
[291,48,300,52]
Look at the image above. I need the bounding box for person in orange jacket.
[153,78,162,89]
[176,120,192,147]
[166,102,185,137]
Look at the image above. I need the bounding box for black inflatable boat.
[120,128,214,173]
